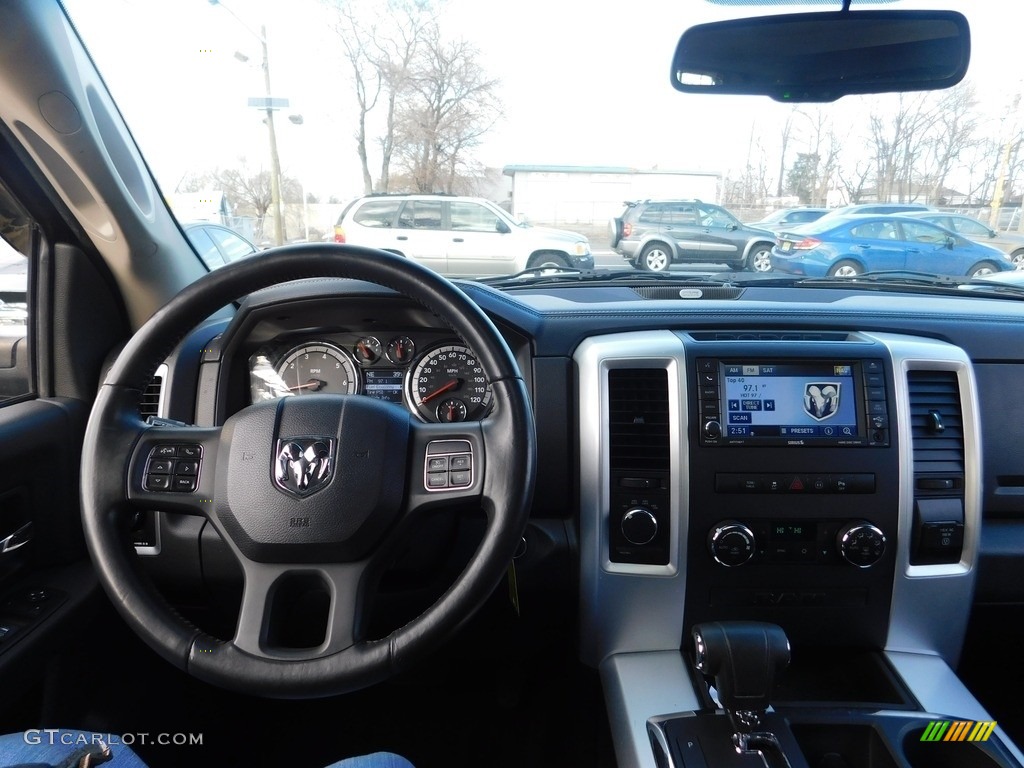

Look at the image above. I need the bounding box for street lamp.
[209,0,287,246]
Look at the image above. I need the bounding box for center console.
[575,330,1008,768]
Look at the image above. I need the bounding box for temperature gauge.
[436,398,468,423]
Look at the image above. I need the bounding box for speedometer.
[408,344,492,422]
[276,343,360,396]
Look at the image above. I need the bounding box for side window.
[353,200,401,228]
[450,202,501,232]
[899,221,946,244]
[850,221,899,240]
[662,204,697,226]
[0,181,32,402]
[952,217,992,237]
[698,206,736,228]
[637,204,665,225]
[209,227,256,263]
[397,200,443,230]
[186,227,226,269]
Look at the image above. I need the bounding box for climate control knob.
[708,521,756,567]
[837,522,886,568]
[621,507,658,546]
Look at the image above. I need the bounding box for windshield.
[62,0,1024,283]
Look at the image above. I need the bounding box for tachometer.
[276,343,360,396]
[408,344,492,422]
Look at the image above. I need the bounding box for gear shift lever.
[692,621,791,747]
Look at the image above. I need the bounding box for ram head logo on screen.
[803,383,840,421]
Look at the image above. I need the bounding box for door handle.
[397,236,409,241]
[452,238,464,243]
[0,521,32,555]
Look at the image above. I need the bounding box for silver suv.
[334,194,593,277]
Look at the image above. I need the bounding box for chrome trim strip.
[133,511,162,557]
[866,333,979,664]
[0,521,32,554]
[601,651,702,768]
[576,332,689,666]
[155,362,168,419]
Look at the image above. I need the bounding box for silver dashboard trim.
[600,651,702,768]
[135,363,168,556]
[576,332,689,667]
[867,333,980,664]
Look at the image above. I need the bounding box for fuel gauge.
[353,336,382,365]
[386,336,416,365]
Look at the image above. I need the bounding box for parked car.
[745,207,829,232]
[182,222,259,270]
[899,211,1024,268]
[771,215,1015,277]
[333,194,593,276]
[816,202,935,222]
[610,199,777,272]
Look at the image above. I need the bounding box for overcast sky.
[64,0,1020,202]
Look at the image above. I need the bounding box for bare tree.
[392,34,500,193]
[184,160,301,242]
[918,82,981,203]
[868,93,939,203]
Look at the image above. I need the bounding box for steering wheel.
[80,244,537,698]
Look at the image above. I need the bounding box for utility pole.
[990,93,1021,231]
[260,25,285,246]
[211,1,287,246]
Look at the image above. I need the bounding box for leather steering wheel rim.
[80,244,537,698]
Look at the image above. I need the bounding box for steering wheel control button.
[148,459,174,475]
[146,445,204,493]
[424,440,474,492]
[145,475,171,491]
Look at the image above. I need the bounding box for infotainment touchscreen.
[721,362,860,439]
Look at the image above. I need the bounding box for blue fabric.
[0,731,413,768]
[0,730,147,768]
[325,754,416,768]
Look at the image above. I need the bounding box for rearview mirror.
[671,10,970,102]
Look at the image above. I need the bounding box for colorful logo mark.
[920,721,997,743]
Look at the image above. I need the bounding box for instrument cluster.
[248,331,492,423]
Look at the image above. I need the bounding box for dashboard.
[144,275,1024,767]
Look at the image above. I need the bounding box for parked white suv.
[333,194,593,277]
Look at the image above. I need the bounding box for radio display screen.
[721,362,860,440]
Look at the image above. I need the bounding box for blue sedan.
[770,215,1015,278]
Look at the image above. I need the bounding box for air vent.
[608,368,670,473]
[140,374,163,418]
[688,331,854,342]
[907,369,964,475]
[631,286,744,300]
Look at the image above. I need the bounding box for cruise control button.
[146,475,171,491]
[449,470,471,487]
[427,472,448,489]
[449,455,471,471]
[427,457,448,472]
